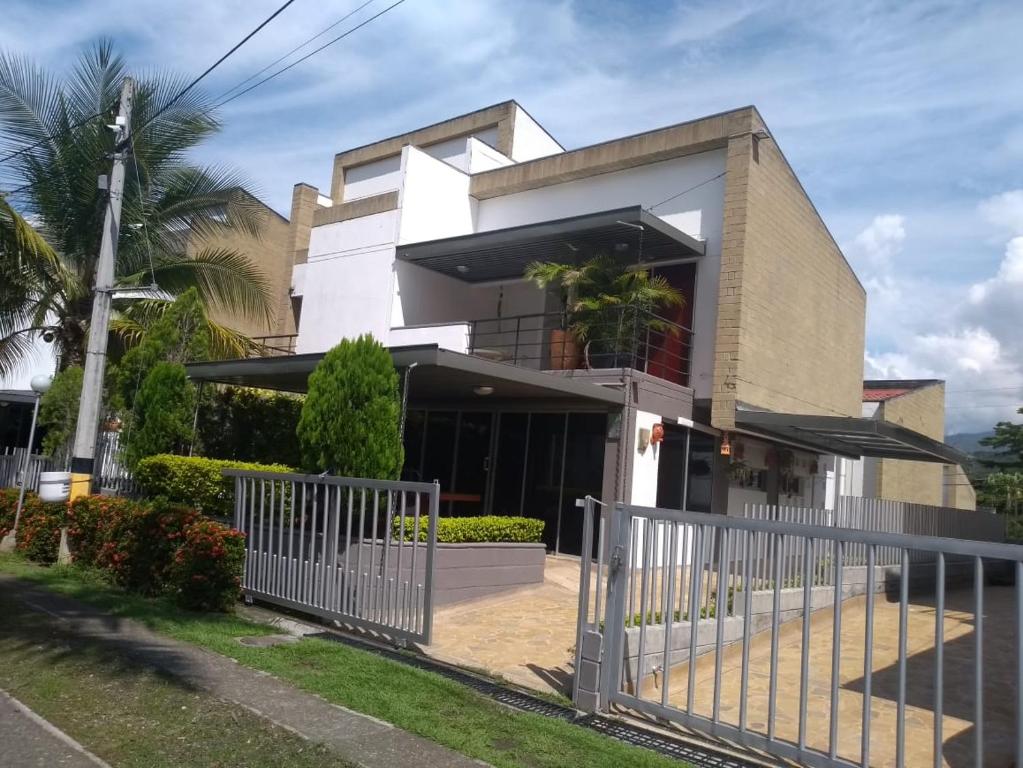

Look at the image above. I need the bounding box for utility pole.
[69,77,134,500]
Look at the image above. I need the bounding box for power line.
[215,0,409,110]
[646,171,726,212]
[136,0,302,135]
[215,0,379,103]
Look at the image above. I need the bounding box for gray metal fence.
[227,469,440,645]
[579,502,1023,768]
[0,448,57,492]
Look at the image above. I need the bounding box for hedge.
[394,515,545,544]
[135,454,293,518]
[0,491,245,611]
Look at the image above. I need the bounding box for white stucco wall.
[475,150,726,399]
[510,106,563,161]
[343,154,402,200]
[467,137,513,172]
[396,146,475,244]
[295,210,399,353]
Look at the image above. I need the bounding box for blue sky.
[2,0,1021,432]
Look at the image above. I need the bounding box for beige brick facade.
[185,194,293,339]
[943,464,977,511]
[711,110,866,429]
[872,384,946,506]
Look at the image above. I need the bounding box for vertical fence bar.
[934,551,945,768]
[862,544,875,768]
[739,528,753,733]
[355,488,366,617]
[635,518,653,698]
[408,492,421,630]
[798,537,813,753]
[342,486,353,615]
[595,510,606,627]
[660,520,679,708]
[896,548,909,768]
[828,539,843,761]
[393,491,405,627]
[974,556,984,768]
[686,525,705,714]
[420,482,440,644]
[573,497,596,706]
[768,531,782,742]
[712,527,729,723]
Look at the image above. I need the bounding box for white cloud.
[849,214,906,271]
[978,190,1023,235]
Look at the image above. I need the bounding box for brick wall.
[874,384,945,506]
[711,112,866,428]
[187,198,293,338]
[943,464,977,511]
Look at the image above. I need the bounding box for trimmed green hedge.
[394,515,544,544]
[135,454,293,518]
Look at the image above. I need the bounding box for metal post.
[69,77,135,499]
[0,391,42,552]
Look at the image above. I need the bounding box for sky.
[1,0,1021,434]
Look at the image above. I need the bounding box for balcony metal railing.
[252,334,298,357]
[467,307,693,387]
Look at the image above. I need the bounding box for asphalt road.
[0,690,110,768]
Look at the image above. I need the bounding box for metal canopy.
[185,344,624,409]
[396,206,706,283]
[735,410,967,465]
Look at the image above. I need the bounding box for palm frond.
[111,298,259,360]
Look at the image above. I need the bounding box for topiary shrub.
[135,454,293,518]
[393,515,545,544]
[169,519,246,611]
[197,386,303,466]
[123,361,196,469]
[297,335,403,479]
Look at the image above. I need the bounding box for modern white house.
[187,101,968,555]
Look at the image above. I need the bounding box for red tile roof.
[863,387,911,402]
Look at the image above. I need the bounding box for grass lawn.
[0,555,687,768]
[0,591,349,768]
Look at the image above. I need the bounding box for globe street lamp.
[0,374,53,553]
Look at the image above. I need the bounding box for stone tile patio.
[426,557,1018,767]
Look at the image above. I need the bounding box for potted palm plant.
[525,255,684,370]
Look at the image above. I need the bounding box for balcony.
[252,334,298,357]
[467,305,693,387]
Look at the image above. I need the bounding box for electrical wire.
[134,0,302,136]
[646,171,726,212]
[215,0,379,103]
[215,0,408,110]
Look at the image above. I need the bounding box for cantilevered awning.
[735,410,967,465]
[185,344,624,410]
[396,206,705,283]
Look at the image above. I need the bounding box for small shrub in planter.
[135,454,293,518]
[169,519,246,611]
[393,515,545,544]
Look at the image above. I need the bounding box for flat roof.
[396,206,705,283]
[735,410,967,465]
[0,389,35,405]
[185,344,625,409]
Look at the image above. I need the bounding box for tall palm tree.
[0,40,274,378]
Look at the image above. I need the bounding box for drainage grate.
[306,630,760,768]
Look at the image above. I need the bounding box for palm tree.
[525,254,684,359]
[0,40,274,378]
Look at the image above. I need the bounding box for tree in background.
[0,40,273,377]
[123,362,195,468]
[297,335,403,479]
[197,386,303,467]
[980,406,1023,470]
[37,366,84,457]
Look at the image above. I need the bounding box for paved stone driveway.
[426,558,1017,768]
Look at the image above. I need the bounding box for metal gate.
[577,500,1023,768]
[227,469,440,645]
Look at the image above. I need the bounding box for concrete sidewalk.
[0,689,111,768]
[1,575,485,768]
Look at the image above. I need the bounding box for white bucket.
[38,471,72,503]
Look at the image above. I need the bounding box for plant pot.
[548,329,580,370]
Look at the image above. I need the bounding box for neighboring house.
[187,100,967,554]
[844,380,977,510]
[183,189,295,345]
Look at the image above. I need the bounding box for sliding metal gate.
[227,469,440,645]
[579,501,1023,768]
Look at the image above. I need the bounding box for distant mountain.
[945,430,995,456]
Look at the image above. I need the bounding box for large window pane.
[400,410,427,482]
[450,412,492,516]
[491,412,528,517]
[559,413,607,556]
[686,430,715,514]
[523,413,567,551]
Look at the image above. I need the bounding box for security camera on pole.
[68,77,134,500]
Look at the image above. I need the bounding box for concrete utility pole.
[69,77,134,500]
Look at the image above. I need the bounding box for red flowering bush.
[5,491,245,612]
[14,495,65,564]
[168,519,246,611]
